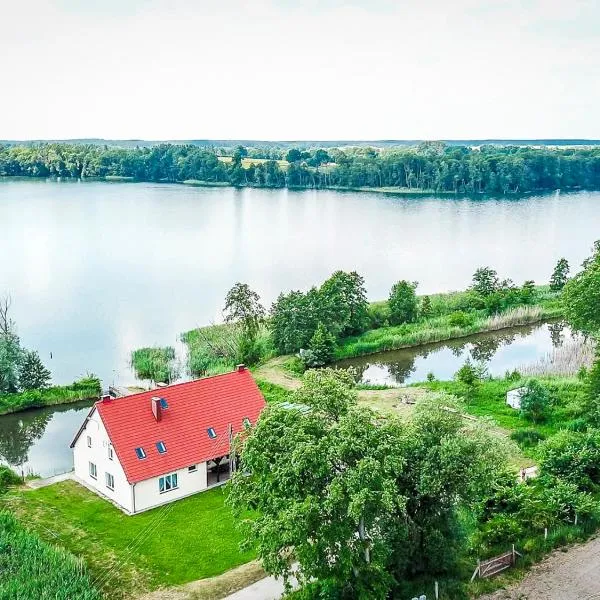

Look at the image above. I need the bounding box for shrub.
[303,323,336,368]
[367,302,390,329]
[510,429,546,448]
[520,380,551,424]
[0,466,21,492]
[448,311,473,327]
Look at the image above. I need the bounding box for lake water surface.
[0,180,598,387]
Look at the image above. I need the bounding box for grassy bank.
[4,481,255,598]
[336,304,561,360]
[0,377,101,415]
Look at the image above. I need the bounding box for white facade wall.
[133,461,208,513]
[72,408,133,513]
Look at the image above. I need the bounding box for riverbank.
[0,377,100,416]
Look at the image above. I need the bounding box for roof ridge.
[95,368,249,407]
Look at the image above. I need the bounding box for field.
[217,156,289,170]
[3,481,255,598]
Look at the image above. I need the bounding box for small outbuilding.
[506,387,527,410]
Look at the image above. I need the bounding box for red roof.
[90,369,265,483]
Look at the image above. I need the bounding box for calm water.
[0,180,598,387]
[337,322,575,386]
[1,321,574,476]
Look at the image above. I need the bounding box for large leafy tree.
[229,370,505,599]
[0,297,23,394]
[563,242,600,335]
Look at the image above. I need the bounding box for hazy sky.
[2,0,599,140]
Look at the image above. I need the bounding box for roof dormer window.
[156,441,167,454]
[207,427,217,439]
[159,398,168,409]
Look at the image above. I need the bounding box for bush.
[510,428,546,448]
[448,311,474,327]
[520,380,551,423]
[367,302,390,329]
[0,466,21,493]
[303,323,336,368]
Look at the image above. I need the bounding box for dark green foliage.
[18,350,51,391]
[520,380,551,423]
[563,241,600,335]
[5,143,600,194]
[509,428,546,448]
[448,311,474,327]
[366,302,390,329]
[420,295,432,319]
[585,353,600,425]
[471,267,499,297]
[303,323,337,367]
[0,466,21,492]
[0,332,22,394]
[455,359,486,389]
[0,511,102,599]
[270,271,368,354]
[229,371,505,599]
[539,430,600,491]
[131,346,177,383]
[388,280,418,325]
[550,258,570,291]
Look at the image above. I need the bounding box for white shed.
[506,387,527,410]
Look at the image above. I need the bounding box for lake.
[0,179,598,387]
[1,320,574,477]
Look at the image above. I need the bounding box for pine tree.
[19,350,51,391]
[420,295,432,319]
[304,323,336,368]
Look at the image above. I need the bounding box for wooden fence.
[471,545,522,581]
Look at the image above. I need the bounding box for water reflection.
[338,322,572,387]
[0,400,93,477]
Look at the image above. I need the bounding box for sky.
[1,0,599,140]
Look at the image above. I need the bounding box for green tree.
[0,297,23,394]
[224,283,265,365]
[471,267,499,297]
[303,322,336,367]
[285,148,303,163]
[19,350,51,391]
[319,271,369,338]
[520,380,550,424]
[550,258,570,291]
[388,280,418,325]
[229,373,505,599]
[563,243,600,335]
[420,295,432,319]
[584,352,600,425]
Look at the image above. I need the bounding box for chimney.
[151,396,162,422]
[236,364,246,372]
[101,393,112,403]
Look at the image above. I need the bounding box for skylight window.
[159,398,168,409]
[135,447,147,459]
[156,441,167,454]
[207,427,217,439]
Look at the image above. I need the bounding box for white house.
[506,387,527,410]
[70,365,265,514]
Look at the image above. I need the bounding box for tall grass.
[131,346,178,383]
[520,336,596,377]
[336,305,559,360]
[0,377,101,415]
[0,511,101,599]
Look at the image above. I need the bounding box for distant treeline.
[3,142,600,194]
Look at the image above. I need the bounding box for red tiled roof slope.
[94,369,265,483]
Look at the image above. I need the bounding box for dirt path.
[255,357,426,416]
[479,536,600,600]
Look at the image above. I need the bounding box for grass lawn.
[3,481,255,598]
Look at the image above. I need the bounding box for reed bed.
[520,336,596,377]
[0,511,101,599]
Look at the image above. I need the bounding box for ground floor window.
[159,472,178,493]
[89,462,97,479]
[105,472,114,490]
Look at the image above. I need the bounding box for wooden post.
[471,559,481,582]
[575,512,578,526]
[434,580,439,599]
[544,527,548,540]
